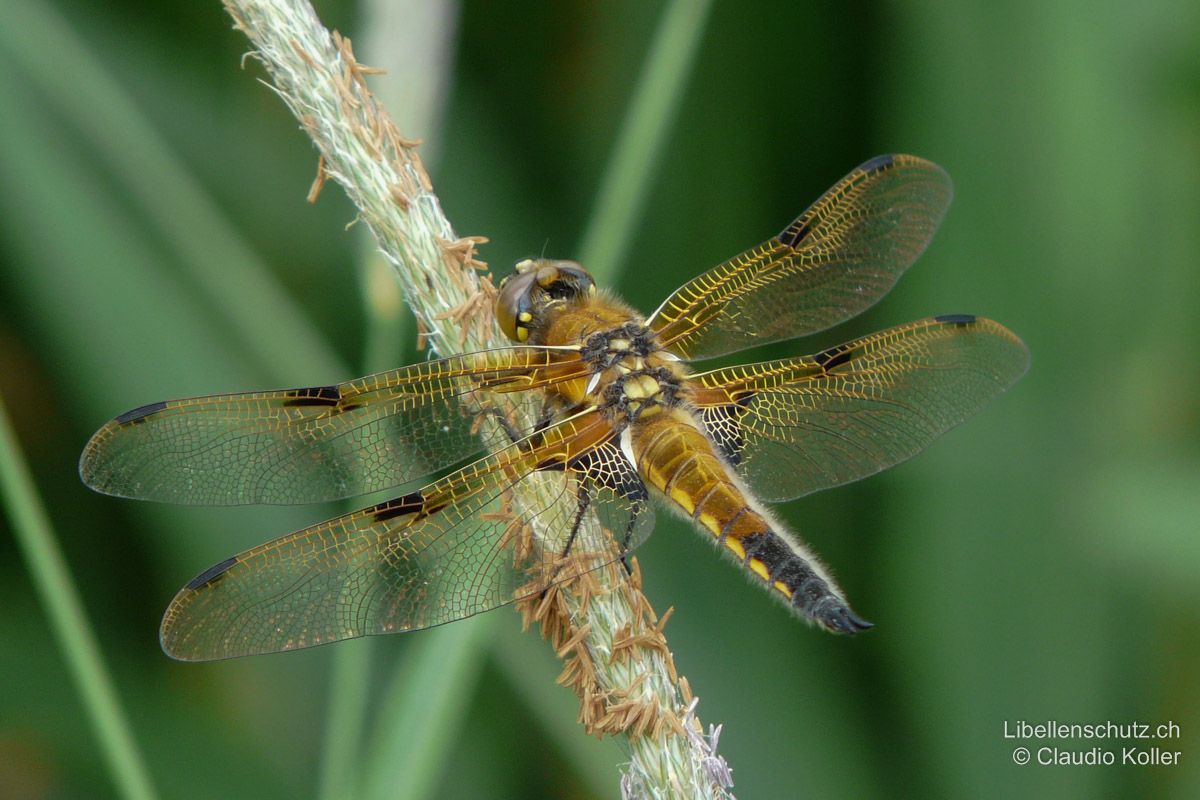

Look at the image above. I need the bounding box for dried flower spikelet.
[515,555,697,741]
[219,2,730,792]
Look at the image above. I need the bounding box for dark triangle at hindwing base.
[697,403,750,466]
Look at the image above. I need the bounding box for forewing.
[649,154,953,360]
[159,413,653,660]
[689,316,1029,502]
[80,347,588,505]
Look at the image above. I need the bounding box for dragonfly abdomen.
[633,413,872,634]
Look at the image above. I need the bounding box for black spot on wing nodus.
[779,155,896,248]
[185,556,238,590]
[371,491,429,523]
[371,491,451,524]
[778,220,812,248]
[814,346,853,371]
[115,401,167,424]
[283,385,342,407]
[934,313,977,326]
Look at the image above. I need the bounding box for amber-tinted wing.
[80,347,590,506]
[159,411,653,660]
[688,316,1029,502]
[648,154,953,360]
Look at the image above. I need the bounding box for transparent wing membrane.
[80,347,587,505]
[649,154,953,360]
[159,413,653,661]
[77,151,1034,660]
[689,316,1029,502]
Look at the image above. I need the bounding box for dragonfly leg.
[531,397,558,436]
[478,405,525,444]
[616,498,646,576]
[535,485,593,600]
[482,396,562,445]
[559,484,592,560]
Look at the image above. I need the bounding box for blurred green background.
[2,1,1199,798]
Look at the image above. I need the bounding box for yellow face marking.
[518,311,533,323]
[669,487,695,515]
[516,327,528,342]
[748,558,770,580]
[773,581,793,599]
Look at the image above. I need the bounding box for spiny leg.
[477,405,524,444]
[559,484,592,561]
[478,395,559,445]
[536,484,592,600]
[616,498,645,576]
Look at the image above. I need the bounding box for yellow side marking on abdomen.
[748,558,770,580]
[773,580,794,599]
[644,463,667,492]
[723,536,746,560]
[669,487,696,515]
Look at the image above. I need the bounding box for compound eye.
[495,268,538,342]
[534,261,595,299]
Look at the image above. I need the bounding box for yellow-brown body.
[79,154,1035,660]
[519,277,857,631]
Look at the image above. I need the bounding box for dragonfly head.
[497,259,596,343]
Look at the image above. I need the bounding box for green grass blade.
[492,634,620,800]
[0,396,159,800]
[360,618,493,800]
[576,0,715,283]
[317,639,376,800]
[0,0,345,382]
[316,263,409,800]
[317,3,459,796]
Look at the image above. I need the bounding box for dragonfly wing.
[649,155,953,360]
[80,347,588,505]
[159,412,653,660]
[688,316,1029,502]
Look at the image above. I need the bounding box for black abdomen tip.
[814,345,853,371]
[283,384,342,407]
[371,490,425,523]
[812,597,874,635]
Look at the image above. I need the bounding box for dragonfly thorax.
[601,365,682,423]
[578,323,685,425]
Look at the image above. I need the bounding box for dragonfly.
[80,154,1029,661]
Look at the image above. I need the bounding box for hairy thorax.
[536,294,692,430]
